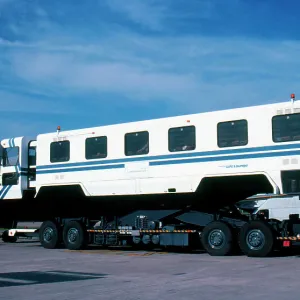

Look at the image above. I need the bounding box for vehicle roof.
[37,98,300,138]
[245,193,300,200]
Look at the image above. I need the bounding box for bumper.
[277,236,300,247]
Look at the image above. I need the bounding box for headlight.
[256,209,269,219]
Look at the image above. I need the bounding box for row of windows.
[50,113,300,163]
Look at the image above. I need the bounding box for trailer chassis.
[5,208,300,257]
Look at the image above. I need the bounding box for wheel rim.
[246,229,265,251]
[68,228,79,244]
[208,229,226,249]
[43,227,54,243]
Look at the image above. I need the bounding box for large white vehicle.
[1,94,300,257]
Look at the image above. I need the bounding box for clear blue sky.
[0,0,299,138]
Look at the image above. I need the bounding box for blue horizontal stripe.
[37,142,300,171]
[36,149,300,174]
[37,163,124,174]
[150,149,300,166]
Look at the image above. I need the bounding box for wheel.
[39,221,60,249]
[63,220,88,250]
[1,230,18,243]
[201,221,234,256]
[239,221,275,257]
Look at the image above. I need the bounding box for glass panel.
[125,131,149,156]
[168,126,196,152]
[217,120,248,148]
[272,114,300,143]
[50,141,70,163]
[29,147,36,166]
[85,136,107,160]
[2,147,19,167]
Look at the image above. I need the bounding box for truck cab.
[0,137,36,200]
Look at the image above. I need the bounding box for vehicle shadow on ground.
[0,270,108,288]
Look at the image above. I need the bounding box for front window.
[2,147,19,167]
[236,194,284,213]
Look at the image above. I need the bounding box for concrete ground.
[1,238,300,300]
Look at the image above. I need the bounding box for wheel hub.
[208,229,225,249]
[43,227,54,242]
[68,228,79,244]
[246,229,265,250]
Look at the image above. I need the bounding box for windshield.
[2,147,19,167]
[234,195,272,214]
[236,199,266,209]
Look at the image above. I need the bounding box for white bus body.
[35,98,300,199]
[1,96,300,257]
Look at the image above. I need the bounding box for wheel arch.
[194,172,278,210]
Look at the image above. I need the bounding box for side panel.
[35,100,300,198]
[260,196,300,221]
[36,147,299,197]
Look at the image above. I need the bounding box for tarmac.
[1,237,300,300]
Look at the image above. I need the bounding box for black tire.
[239,221,275,257]
[39,221,60,249]
[1,230,18,243]
[201,221,234,256]
[63,220,88,250]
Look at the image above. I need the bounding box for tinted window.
[125,131,149,156]
[282,170,300,193]
[50,141,70,163]
[217,120,248,148]
[168,126,196,152]
[2,147,19,167]
[28,146,36,166]
[85,136,107,160]
[272,113,300,143]
[2,172,19,186]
